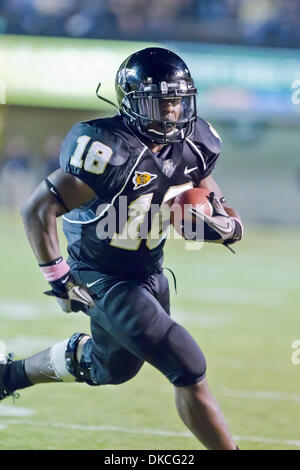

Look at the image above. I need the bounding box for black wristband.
[39,257,63,268]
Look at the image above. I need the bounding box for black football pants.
[70,266,207,387]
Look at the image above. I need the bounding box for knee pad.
[163,323,207,387]
[106,356,144,385]
[49,332,95,385]
[65,332,97,385]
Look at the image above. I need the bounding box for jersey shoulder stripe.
[186,117,222,179]
[191,117,222,156]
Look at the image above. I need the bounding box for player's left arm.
[198,174,242,222]
[197,174,244,247]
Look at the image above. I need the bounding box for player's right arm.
[20,169,96,312]
[21,169,95,264]
[21,120,113,312]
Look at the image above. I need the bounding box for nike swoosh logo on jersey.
[86,278,105,288]
[184,166,198,175]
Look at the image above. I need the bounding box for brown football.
[170,188,213,239]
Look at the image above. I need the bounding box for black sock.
[3,360,33,393]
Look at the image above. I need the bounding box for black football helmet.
[115,47,197,144]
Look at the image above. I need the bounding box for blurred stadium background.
[0,0,300,451]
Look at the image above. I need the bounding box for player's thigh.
[95,280,206,387]
[70,267,145,385]
[88,317,144,385]
[141,270,171,316]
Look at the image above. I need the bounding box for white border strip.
[63,145,148,225]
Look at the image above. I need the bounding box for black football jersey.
[60,114,221,277]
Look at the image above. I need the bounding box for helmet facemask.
[121,80,197,144]
[115,47,198,144]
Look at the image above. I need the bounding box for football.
[170,188,213,239]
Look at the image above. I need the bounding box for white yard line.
[0,418,300,447]
[0,405,35,417]
[221,388,300,402]
[1,336,63,356]
[233,435,300,447]
[172,310,231,329]
[0,419,192,437]
[196,264,300,285]
[188,287,284,307]
[210,358,292,373]
[0,301,40,319]
[0,299,62,319]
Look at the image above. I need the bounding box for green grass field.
[0,211,300,450]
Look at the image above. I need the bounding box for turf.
[0,211,300,450]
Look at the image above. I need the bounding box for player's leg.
[0,268,147,399]
[82,272,237,450]
[0,327,144,401]
[87,317,144,385]
[0,269,237,449]
[174,379,236,450]
[0,334,91,400]
[23,334,91,384]
[147,272,236,449]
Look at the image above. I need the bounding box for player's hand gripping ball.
[171,188,243,246]
[171,188,213,240]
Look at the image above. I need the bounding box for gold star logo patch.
[132,171,157,190]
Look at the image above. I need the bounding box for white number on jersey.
[70,135,113,175]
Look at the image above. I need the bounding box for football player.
[0,48,243,450]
